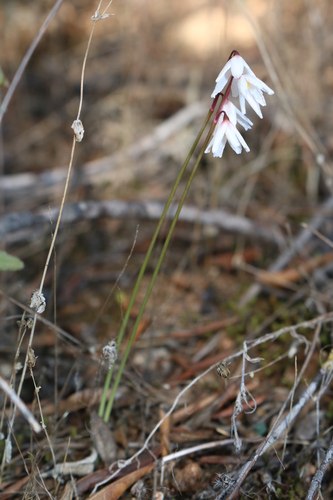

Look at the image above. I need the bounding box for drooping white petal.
[250,86,266,106]
[221,100,237,126]
[211,80,227,98]
[239,93,246,115]
[225,125,243,154]
[230,55,245,79]
[216,59,232,82]
[241,58,256,76]
[205,116,250,158]
[231,78,239,98]
[234,127,250,152]
[234,107,253,130]
[221,99,253,130]
[237,77,263,118]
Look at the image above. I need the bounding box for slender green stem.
[99,107,213,419]
[103,119,216,421]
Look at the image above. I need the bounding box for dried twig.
[0,0,65,124]
[0,375,42,434]
[306,438,333,500]
[0,200,284,245]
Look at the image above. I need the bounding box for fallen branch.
[0,200,284,245]
[2,102,207,202]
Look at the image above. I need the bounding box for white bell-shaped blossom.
[211,54,255,98]
[205,113,250,158]
[232,73,274,118]
[221,99,253,131]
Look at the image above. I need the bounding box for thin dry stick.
[306,438,333,499]
[0,375,41,434]
[1,0,113,479]
[0,0,65,125]
[217,321,323,500]
[0,289,83,348]
[0,320,28,434]
[28,350,57,470]
[301,223,333,251]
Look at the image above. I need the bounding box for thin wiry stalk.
[0,375,41,434]
[0,0,65,125]
[306,438,333,500]
[0,0,113,482]
[29,362,57,471]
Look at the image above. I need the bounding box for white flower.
[211,54,255,98]
[221,99,253,131]
[232,73,274,118]
[205,114,250,158]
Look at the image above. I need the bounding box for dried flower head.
[29,289,46,314]
[71,119,85,142]
[216,360,231,379]
[101,340,118,370]
[27,347,37,369]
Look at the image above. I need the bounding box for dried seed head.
[27,347,37,369]
[26,318,34,329]
[17,319,27,328]
[30,289,46,314]
[216,360,231,379]
[71,119,84,142]
[101,340,117,370]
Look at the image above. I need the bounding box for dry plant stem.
[0,320,27,434]
[218,322,323,500]
[306,438,333,500]
[301,222,333,251]
[0,0,64,125]
[160,439,236,485]
[0,375,42,433]
[99,106,214,420]
[0,289,83,347]
[1,1,107,479]
[29,366,56,470]
[0,135,77,482]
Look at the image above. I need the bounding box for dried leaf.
[59,481,75,500]
[43,448,98,479]
[90,412,117,466]
[90,463,155,500]
[257,252,333,287]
